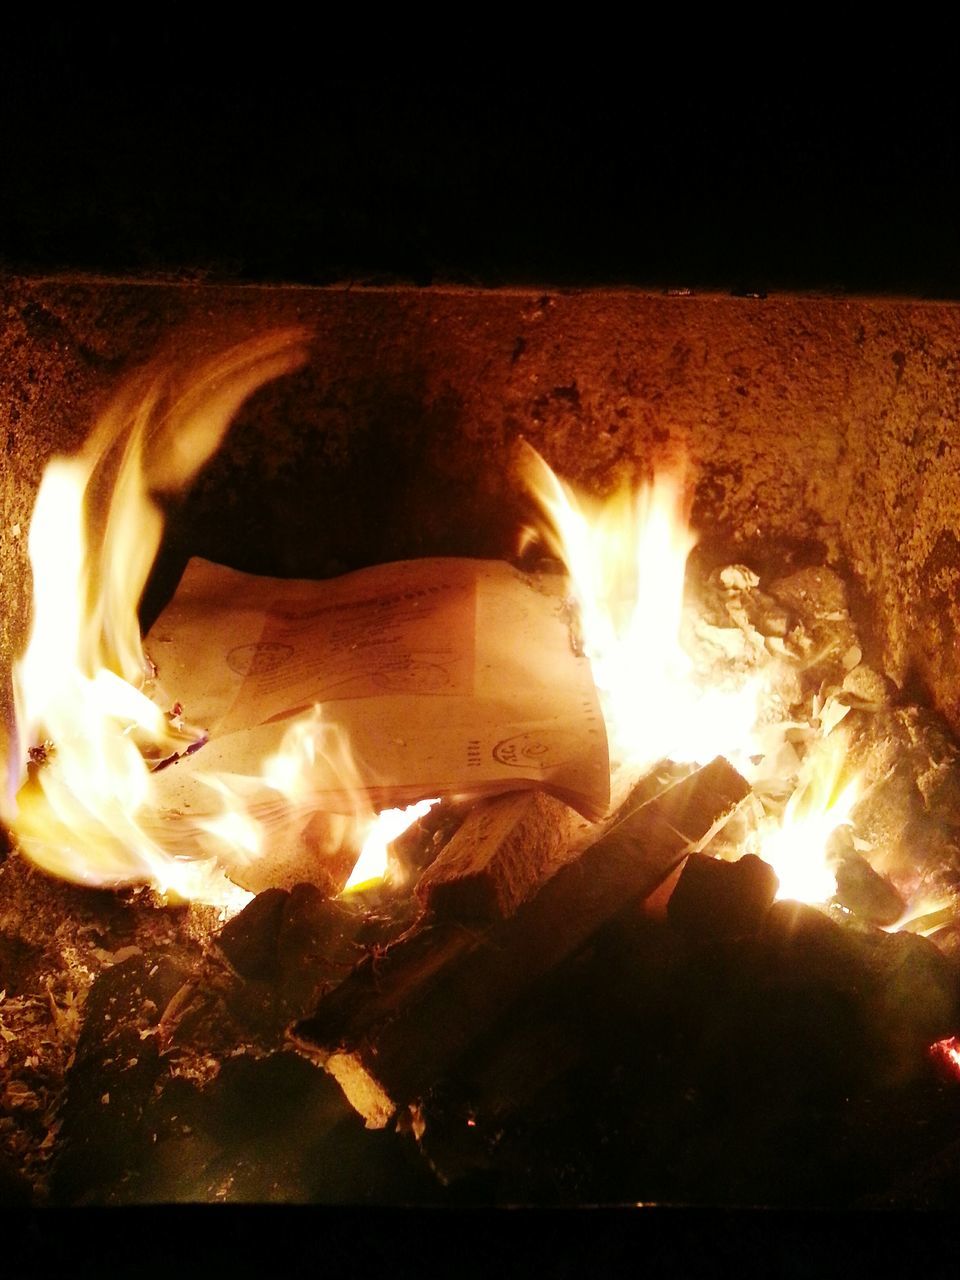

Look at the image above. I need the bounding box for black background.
[1,28,958,295]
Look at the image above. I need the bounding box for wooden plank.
[415,790,589,922]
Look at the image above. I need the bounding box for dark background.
[1,29,958,295]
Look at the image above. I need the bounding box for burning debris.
[2,331,960,1206]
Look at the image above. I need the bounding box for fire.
[6,331,311,904]
[755,728,860,904]
[261,706,439,893]
[520,446,873,909]
[4,331,461,906]
[0,350,915,921]
[344,798,440,893]
[520,445,762,784]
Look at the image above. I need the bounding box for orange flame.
[755,727,860,904]
[519,445,763,789]
[6,331,310,904]
[344,798,440,893]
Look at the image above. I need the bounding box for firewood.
[414,790,590,922]
[667,852,779,939]
[216,887,289,980]
[833,850,906,927]
[292,756,750,1126]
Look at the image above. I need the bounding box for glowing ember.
[520,445,763,785]
[931,1036,960,1080]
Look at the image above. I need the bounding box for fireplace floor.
[2,841,960,1209]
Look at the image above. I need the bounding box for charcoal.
[746,901,960,1087]
[352,897,421,950]
[667,852,778,939]
[834,851,906,926]
[760,900,864,983]
[0,1149,32,1205]
[76,953,190,1058]
[276,884,361,1013]
[294,758,751,1125]
[864,930,960,1050]
[128,1074,226,1203]
[216,887,289,979]
[51,953,192,1202]
[52,1025,162,1201]
[120,1050,441,1205]
[692,910,874,1100]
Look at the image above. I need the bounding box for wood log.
[292,756,750,1125]
[414,790,591,922]
[666,851,779,938]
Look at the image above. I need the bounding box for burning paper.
[145,555,610,829]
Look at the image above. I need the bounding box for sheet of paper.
[145,557,610,822]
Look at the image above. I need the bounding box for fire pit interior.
[4,279,960,1209]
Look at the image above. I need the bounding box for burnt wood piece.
[833,851,906,927]
[667,851,779,938]
[217,887,290,980]
[414,791,589,922]
[292,756,750,1125]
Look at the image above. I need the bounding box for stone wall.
[2,281,959,732]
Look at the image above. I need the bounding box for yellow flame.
[756,729,860,904]
[195,775,265,863]
[260,706,441,893]
[519,445,762,785]
[343,797,440,893]
[7,330,310,903]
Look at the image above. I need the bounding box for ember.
[931,1036,960,1080]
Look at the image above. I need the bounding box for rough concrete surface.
[2,281,960,736]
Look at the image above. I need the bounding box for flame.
[756,728,860,904]
[261,705,439,893]
[195,775,265,863]
[519,447,873,908]
[519,445,763,785]
[6,331,310,904]
[344,798,440,893]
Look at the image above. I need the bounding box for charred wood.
[216,886,289,980]
[667,851,779,939]
[832,850,906,926]
[292,757,750,1125]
